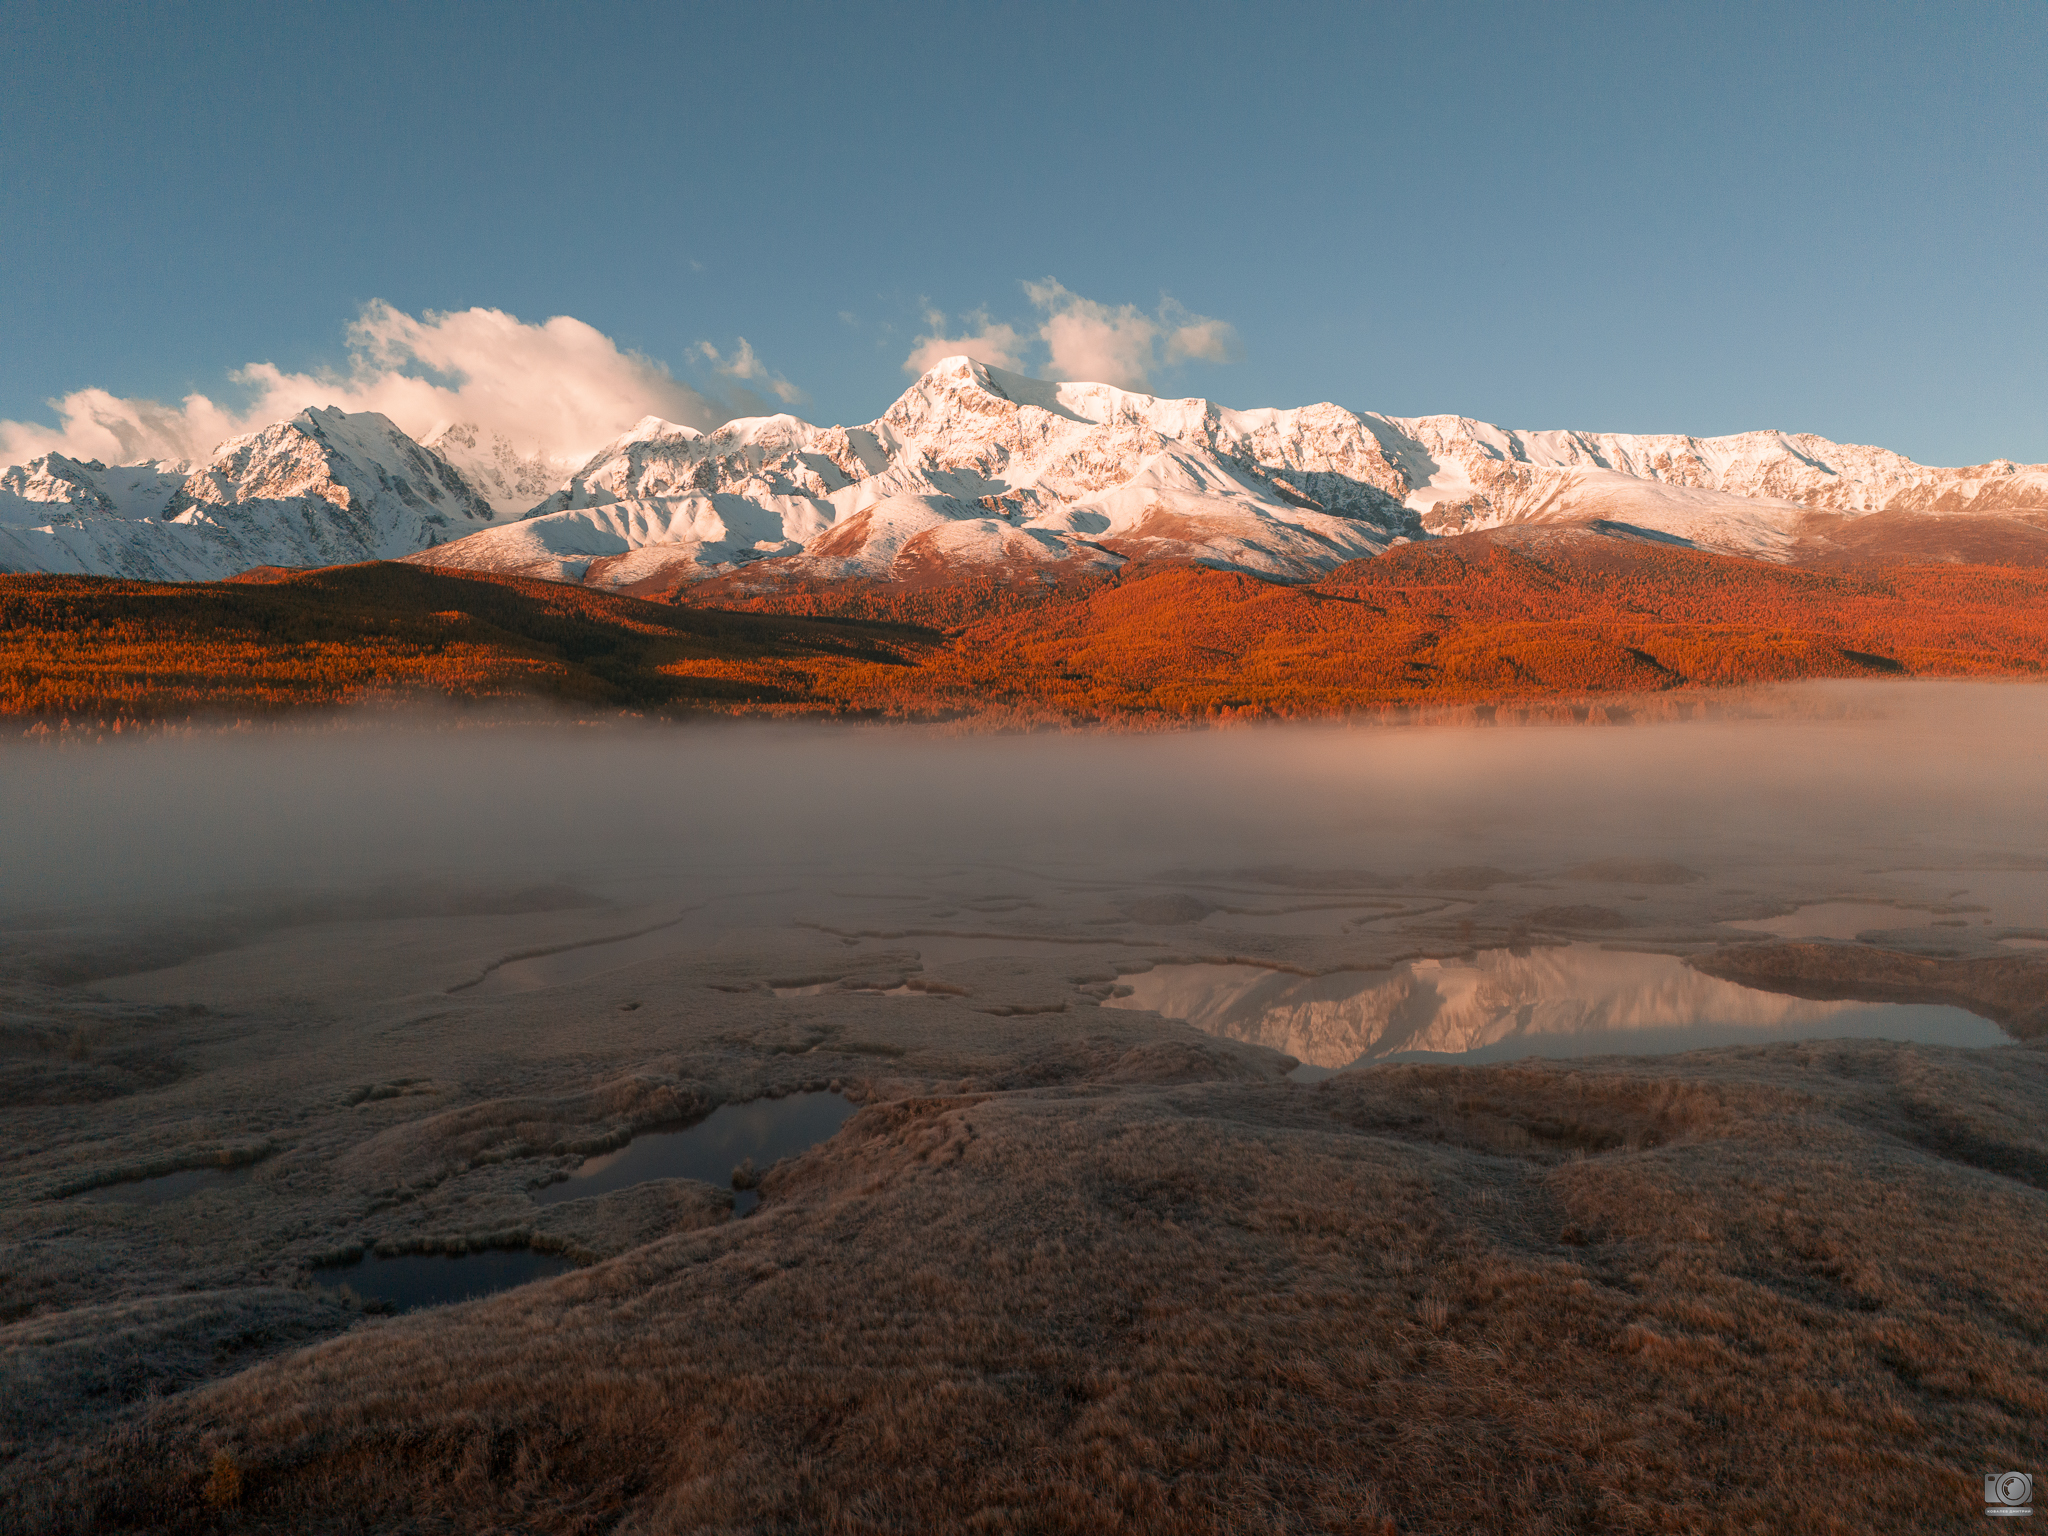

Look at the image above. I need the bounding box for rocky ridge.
[413,361,1425,590]
[0,408,496,581]
[3,360,2045,586]
[412,358,2048,590]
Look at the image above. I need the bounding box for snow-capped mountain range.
[4,357,2045,587]
[0,408,495,581]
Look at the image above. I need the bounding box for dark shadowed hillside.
[0,564,929,719]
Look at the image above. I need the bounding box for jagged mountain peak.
[0,405,496,580]
[616,414,704,444]
[409,361,1426,591]
[419,420,570,520]
[406,362,2048,592]
[176,406,493,523]
[5,366,2047,588]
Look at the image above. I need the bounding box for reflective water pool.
[311,1095,860,1312]
[1729,872,2048,939]
[535,1090,857,1217]
[1727,902,1950,939]
[772,981,940,998]
[1104,944,2009,1071]
[461,918,693,996]
[1926,869,2048,928]
[70,1165,255,1205]
[320,1248,577,1313]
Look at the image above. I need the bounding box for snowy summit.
[3,359,2044,587]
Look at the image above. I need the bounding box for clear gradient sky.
[2,0,2043,466]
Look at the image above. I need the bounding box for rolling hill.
[8,533,2047,727]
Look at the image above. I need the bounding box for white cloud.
[1028,280,1244,389]
[694,337,807,408]
[1159,299,1241,366]
[903,283,1239,390]
[901,307,1028,375]
[2,289,1236,477]
[0,303,731,469]
[1021,281,1157,390]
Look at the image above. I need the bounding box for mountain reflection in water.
[1105,944,2008,1070]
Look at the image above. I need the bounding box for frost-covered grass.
[12,1039,2046,1534]
[3,721,2046,1532]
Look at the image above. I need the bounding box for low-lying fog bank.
[7,680,2046,917]
[3,680,2045,1533]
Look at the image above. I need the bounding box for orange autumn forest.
[5,532,2047,727]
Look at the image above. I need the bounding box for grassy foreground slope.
[20,1024,2048,1535]
[8,534,2048,724]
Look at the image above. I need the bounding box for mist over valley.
[7,4,2045,1516]
[4,686,2046,1529]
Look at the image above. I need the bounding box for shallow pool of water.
[1727,902,1948,939]
[1181,900,1457,937]
[1921,870,2048,929]
[462,919,693,995]
[70,1165,254,1205]
[876,934,1159,966]
[772,981,943,998]
[320,1248,577,1312]
[1105,945,2008,1070]
[535,1090,857,1216]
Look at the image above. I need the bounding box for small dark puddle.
[310,1094,857,1314]
[321,1249,577,1314]
[536,1090,857,1218]
[72,1165,255,1205]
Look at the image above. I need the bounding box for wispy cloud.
[0,304,732,468]
[904,282,1239,390]
[693,337,807,409]
[902,307,1028,375]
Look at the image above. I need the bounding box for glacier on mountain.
[2,358,2044,586]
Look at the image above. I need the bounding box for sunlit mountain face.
[7,357,2045,587]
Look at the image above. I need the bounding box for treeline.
[6,538,2048,727]
[679,539,2048,719]
[0,565,927,720]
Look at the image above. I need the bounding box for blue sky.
[2,0,2043,466]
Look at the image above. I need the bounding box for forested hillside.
[7,535,2048,726]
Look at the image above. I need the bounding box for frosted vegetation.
[2,684,2044,1530]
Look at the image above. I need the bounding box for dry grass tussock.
[21,1037,2048,1534]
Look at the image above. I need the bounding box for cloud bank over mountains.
[13,280,2040,595]
[2,277,1212,478]
[904,280,1240,389]
[0,303,734,474]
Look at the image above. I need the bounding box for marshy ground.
[4,689,2046,1532]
